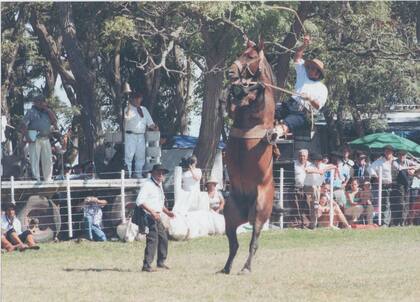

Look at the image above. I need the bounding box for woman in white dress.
[181,155,202,192]
[205,178,225,213]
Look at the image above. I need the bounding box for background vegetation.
[1,2,419,169]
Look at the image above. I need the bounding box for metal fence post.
[280,168,284,230]
[121,170,126,223]
[11,176,15,203]
[329,172,335,227]
[66,174,73,238]
[378,167,383,226]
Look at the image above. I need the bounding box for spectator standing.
[369,145,395,226]
[293,149,310,227]
[338,146,354,179]
[330,151,349,208]
[83,197,107,241]
[124,91,158,178]
[1,203,40,252]
[393,150,418,226]
[181,155,202,192]
[275,35,328,137]
[136,164,175,272]
[351,153,370,183]
[205,178,225,213]
[20,95,57,181]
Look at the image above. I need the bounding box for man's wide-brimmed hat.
[151,164,169,174]
[384,145,394,151]
[205,177,218,185]
[304,59,325,79]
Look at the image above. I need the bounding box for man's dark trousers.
[143,216,168,268]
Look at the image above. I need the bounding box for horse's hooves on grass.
[216,268,230,275]
[238,268,251,275]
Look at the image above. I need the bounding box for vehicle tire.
[17,195,61,243]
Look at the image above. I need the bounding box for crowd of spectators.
[291,145,420,229]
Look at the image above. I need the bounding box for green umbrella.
[349,132,420,155]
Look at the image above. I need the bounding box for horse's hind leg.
[239,219,264,274]
[218,225,239,274]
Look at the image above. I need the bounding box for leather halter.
[230,125,268,139]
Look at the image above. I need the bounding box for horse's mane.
[259,52,275,86]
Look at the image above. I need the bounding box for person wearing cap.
[351,153,370,182]
[393,150,419,226]
[205,177,225,213]
[124,91,159,178]
[1,203,40,252]
[275,35,328,137]
[303,153,336,228]
[369,145,395,226]
[135,164,175,272]
[20,95,57,181]
[82,196,107,241]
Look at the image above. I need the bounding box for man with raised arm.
[275,35,328,137]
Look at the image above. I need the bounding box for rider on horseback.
[275,35,328,138]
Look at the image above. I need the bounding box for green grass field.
[2,227,420,302]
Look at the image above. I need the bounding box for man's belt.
[125,130,144,135]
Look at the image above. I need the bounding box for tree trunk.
[173,45,191,135]
[57,2,97,162]
[194,26,232,172]
[1,4,26,124]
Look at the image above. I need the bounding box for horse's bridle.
[232,56,261,81]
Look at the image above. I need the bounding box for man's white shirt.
[136,178,165,213]
[124,103,154,134]
[1,214,22,234]
[292,59,328,114]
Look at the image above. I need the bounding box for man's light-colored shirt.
[124,103,154,134]
[291,59,328,114]
[294,159,310,188]
[1,214,22,235]
[369,157,394,184]
[136,178,165,213]
[304,162,326,187]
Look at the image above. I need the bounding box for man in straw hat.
[275,35,328,137]
[135,164,175,272]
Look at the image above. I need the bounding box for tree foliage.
[1,1,418,169]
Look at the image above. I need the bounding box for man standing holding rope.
[275,35,328,137]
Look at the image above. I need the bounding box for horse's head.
[227,37,274,126]
[229,38,263,83]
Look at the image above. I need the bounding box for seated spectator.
[318,183,351,228]
[1,203,40,252]
[345,178,374,223]
[181,155,202,192]
[83,197,107,241]
[359,180,375,224]
[205,178,225,213]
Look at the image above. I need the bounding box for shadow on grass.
[63,268,133,273]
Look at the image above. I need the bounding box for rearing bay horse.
[221,37,276,274]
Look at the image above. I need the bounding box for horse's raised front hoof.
[238,267,251,275]
[216,268,230,275]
